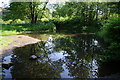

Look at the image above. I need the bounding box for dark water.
[0,56,2,79]
[2,34,120,79]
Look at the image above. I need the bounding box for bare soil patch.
[0,35,40,57]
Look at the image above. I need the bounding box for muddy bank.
[0,35,40,57]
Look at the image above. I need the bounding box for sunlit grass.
[0,36,13,47]
[1,23,56,36]
[0,31,20,36]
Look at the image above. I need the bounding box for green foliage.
[26,22,55,32]
[1,31,20,36]
[99,16,120,61]
[2,19,13,24]
[1,22,56,36]
[108,42,120,54]
[1,1,120,63]
[41,18,49,22]
[52,2,105,33]
[82,26,88,32]
[6,2,30,20]
[1,19,28,25]
[52,17,83,33]
[99,16,120,42]
[11,19,25,24]
[4,2,48,24]
[108,2,120,14]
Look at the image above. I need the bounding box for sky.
[0,0,67,8]
[0,0,62,8]
[0,0,119,8]
[0,0,11,8]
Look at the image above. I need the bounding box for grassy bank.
[0,36,13,47]
[1,23,56,36]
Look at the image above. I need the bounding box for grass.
[0,36,13,47]
[1,31,20,36]
[1,23,56,36]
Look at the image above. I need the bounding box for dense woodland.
[1,1,120,62]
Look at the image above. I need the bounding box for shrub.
[99,16,120,61]
[52,17,83,33]
[1,22,56,36]
[99,16,120,42]
[41,18,49,22]
[11,19,25,24]
[2,19,13,24]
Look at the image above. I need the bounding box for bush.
[1,22,56,36]
[30,23,56,32]
[99,16,120,42]
[15,22,56,32]
[2,19,13,24]
[52,17,83,33]
[11,19,25,24]
[0,19,2,24]
[41,18,49,22]
[99,16,120,61]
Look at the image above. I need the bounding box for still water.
[1,34,120,79]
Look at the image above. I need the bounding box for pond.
[1,34,120,79]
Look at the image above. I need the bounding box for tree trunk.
[35,15,38,23]
[29,2,48,24]
[29,2,37,24]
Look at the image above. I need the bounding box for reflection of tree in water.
[10,34,102,78]
[11,41,64,78]
[54,35,101,78]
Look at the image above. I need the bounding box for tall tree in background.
[7,2,48,24]
[29,2,48,23]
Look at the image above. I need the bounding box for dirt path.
[0,35,41,57]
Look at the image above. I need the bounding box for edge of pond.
[0,35,41,57]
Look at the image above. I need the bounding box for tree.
[99,16,120,61]
[6,2,48,24]
[52,2,104,32]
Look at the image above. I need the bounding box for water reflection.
[2,34,105,78]
[53,35,100,78]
